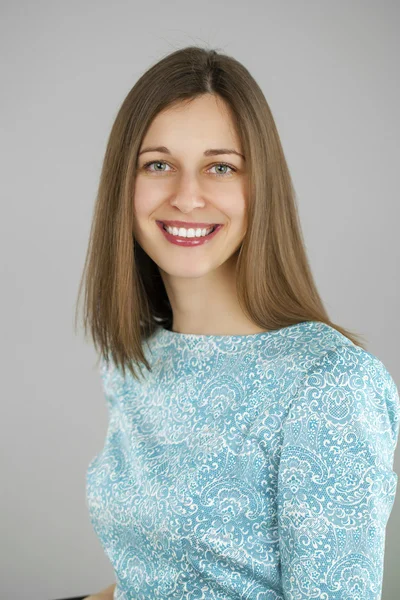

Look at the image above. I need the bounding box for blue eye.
[142,160,236,177]
[143,161,170,173]
[210,163,236,177]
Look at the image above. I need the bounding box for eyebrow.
[138,146,245,160]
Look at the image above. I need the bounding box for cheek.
[219,194,247,224]
[133,178,158,217]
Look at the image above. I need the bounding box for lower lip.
[156,222,223,247]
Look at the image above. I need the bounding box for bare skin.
[133,93,267,336]
[83,582,116,600]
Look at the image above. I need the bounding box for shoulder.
[285,335,400,453]
[98,355,129,409]
[284,321,398,409]
[266,321,353,382]
[307,339,398,418]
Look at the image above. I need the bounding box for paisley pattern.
[85,321,399,599]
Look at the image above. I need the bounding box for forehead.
[142,95,241,148]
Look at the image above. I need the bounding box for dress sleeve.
[277,344,400,600]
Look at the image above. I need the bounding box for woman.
[77,46,399,599]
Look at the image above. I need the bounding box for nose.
[169,171,206,212]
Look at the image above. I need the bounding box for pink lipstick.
[156,221,223,247]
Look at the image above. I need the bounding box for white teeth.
[164,225,214,238]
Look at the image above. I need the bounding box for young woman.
[77,46,399,600]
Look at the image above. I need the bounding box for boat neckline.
[154,320,318,341]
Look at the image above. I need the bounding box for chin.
[159,261,217,279]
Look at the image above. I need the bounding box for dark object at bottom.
[51,596,89,600]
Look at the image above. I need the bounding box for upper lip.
[157,220,221,228]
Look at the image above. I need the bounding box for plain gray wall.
[1,1,399,599]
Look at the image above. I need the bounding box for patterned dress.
[86,321,399,599]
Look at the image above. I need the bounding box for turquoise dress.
[85,321,399,599]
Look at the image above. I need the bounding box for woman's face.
[133,93,248,280]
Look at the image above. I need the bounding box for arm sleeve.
[277,344,400,600]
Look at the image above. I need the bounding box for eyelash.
[142,160,237,178]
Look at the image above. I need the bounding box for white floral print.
[86,321,399,599]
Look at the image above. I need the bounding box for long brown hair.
[74,45,367,382]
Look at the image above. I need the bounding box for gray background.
[1,1,399,599]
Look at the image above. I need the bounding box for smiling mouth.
[156,221,223,245]
[162,223,217,235]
